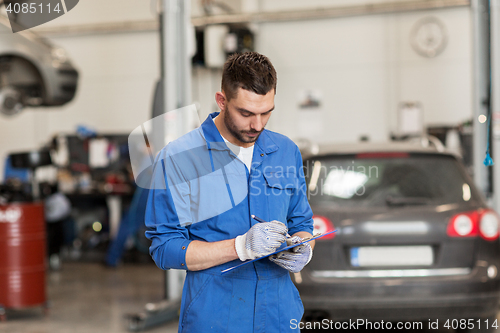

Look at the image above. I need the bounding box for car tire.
[0,87,24,116]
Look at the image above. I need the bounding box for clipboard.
[220,230,337,274]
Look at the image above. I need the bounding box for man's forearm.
[185,239,239,271]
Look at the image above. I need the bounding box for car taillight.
[447,211,478,237]
[479,211,500,240]
[447,209,500,241]
[312,215,335,240]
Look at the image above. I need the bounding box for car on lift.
[297,140,500,331]
[0,10,78,116]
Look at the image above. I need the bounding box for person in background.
[105,186,150,267]
[42,183,72,270]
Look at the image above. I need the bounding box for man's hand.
[269,236,313,273]
[235,221,288,261]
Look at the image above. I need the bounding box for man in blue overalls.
[145,52,315,332]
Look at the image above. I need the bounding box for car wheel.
[0,87,24,116]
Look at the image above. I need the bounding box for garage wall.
[190,3,473,144]
[43,32,160,133]
[257,6,472,143]
[0,0,472,180]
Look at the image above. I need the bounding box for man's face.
[222,88,275,147]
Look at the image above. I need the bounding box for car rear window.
[304,154,479,207]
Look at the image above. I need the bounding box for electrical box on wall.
[192,25,254,68]
[205,25,230,68]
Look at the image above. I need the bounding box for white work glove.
[235,221,288,261]
[269,236,313,273]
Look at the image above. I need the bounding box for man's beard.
[224,106,262,144]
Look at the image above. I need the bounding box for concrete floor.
[1,262,499,333]
[0,262,179,333]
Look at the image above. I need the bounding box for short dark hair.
[221,52,277,101]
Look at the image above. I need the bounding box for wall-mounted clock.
[410,16,448,58]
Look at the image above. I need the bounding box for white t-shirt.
[221,135,254,172]
[212,117,254,171]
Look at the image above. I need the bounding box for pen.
[251,215,266,223]
[251,215,291,238]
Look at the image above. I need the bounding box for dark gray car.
[296,142,500,331]
[0,13,78,116]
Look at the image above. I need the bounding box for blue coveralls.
[145,112,314,332]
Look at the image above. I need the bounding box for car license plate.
[350,246,433,267]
